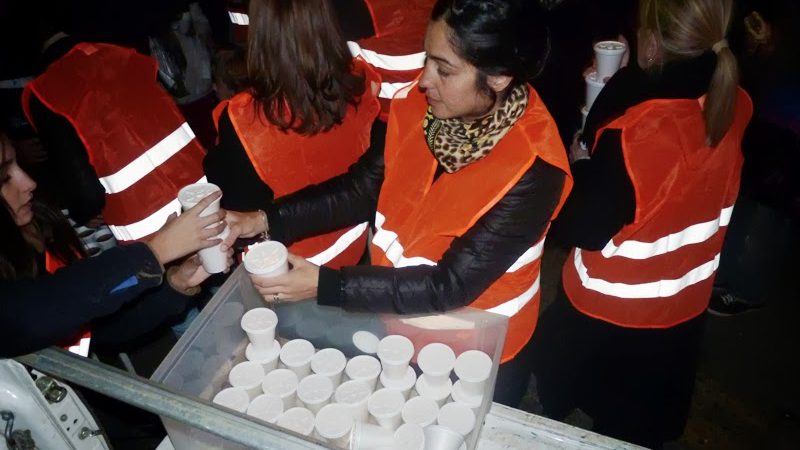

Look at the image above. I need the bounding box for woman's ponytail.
[704,42,739,147]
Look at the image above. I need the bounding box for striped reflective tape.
[379,81,415,99]
[485,274,541,317]
[228,11,249,25]
[601,206,734,260]
[573,248,720,299]
[98,122,197,195]
[347,41,426,71]
[67,334,91,357]
[305,222,369,266]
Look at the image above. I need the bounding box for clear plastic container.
[151,266,507,450]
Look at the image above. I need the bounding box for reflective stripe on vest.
[98,122,196,194]
[108,175,207,241]
[306,222,369,266]
[67,332,92,357]
[373,212,543,316]
[228,11,249,25]
[601,206,734,259]
[347,41,425,100]
[380,81,415,99]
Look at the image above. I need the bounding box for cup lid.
[334,379,372,404]
[280,339,315,366]
[377,335,414,364]
[228,361,265,388]
[297,374,334,403]
[395,423,426,450]
[418,343,456,376]
[367,388,405,416]
[243,241,288,275]
[401,396,440,426]
[276,407,315,435]
[246,394,284,423]
[438,402,476,436]
[311,348,347,375]
[212,387,250,412]
[352,330,380,354]
[314,404,353,439]
[345,355,381,379]
[454,350,492,382]
[178,182,220,206]
[594,40,627,52]
[241,307,278,333]
[263,369,298,396]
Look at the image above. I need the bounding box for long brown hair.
[246,0,366,135]
[640,0,739,147]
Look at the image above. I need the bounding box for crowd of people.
[1,0,797,448]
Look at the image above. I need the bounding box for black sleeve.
[0,243,166,357]
[268,119,387,244]
[549,129,635,250]
[204,107,275,212]
[318,159,567,313]
[30,97,106,225]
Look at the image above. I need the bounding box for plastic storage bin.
[151,266,507,449]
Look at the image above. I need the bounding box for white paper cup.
[244,241,289,280]
[379,366,417,400]
[377,335,414,381]
[585,71,605,111]
[334,380,372,423]
[262,368,299,411]
[311,348,347,388]
[437,402,476,436]
[349,422,396,450]
[315,403,354,448]
[345,355,381,392]
[228,361,266,400]
[352,330,380,354]
[246,394,284,424]
[245,341,281,372]
[401,396,439,427]
[454,350,492,398]
[594,40,627,80]
[91,228,116,251]
[178,183,229,273]
[451,380,483,414]
[395,423,425,450]
[276,407,315,436]
[418,343,455,388]
[280,339,315,379]
[296,374,334,414]
[212,387,250,413]
[367,388,405,431]
[240,307,278,350]
[424,424,464,450]
[415,375,452,407]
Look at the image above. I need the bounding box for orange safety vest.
[45,252,92,357]
[374,82,573,362]
[213,59,381,269]
[22,43,206,242]
[562,89,753,328]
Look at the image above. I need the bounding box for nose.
[419,63,434,91]
[20,168,36,193]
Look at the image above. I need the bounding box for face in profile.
[419,20,496,121]
[0,138,37,227]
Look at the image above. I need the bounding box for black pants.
[531,286,706,449]
[492,333,536,407]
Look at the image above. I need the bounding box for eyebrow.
[427,54,457,69]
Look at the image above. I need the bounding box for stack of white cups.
[583,40,627,126]
[415,343,456,407]
[177,183,230,274]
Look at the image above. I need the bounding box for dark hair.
[0,134,85,279]
[431,0,550,100]
[246,0,366,135]
[213,45,248,95]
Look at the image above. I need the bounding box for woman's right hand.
[148,191,226,266]
[223,210,267,246]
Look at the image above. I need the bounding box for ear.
[486,74,513,93]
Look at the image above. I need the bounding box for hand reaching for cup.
[249,253,320,303]
[148,191,226,266]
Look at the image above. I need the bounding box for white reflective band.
[228,12,249,25]
[0,76,33,89]
[507,237,545,272]
[306,222,369,266]
[108,176,207,241]
[98,122,196,194]
[601,206,734,260]
[574,248,720,299]
[380,81,414,99]
[347,41,426,71]
[485,274,540,317]
[68,336,91,357]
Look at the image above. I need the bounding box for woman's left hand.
[250,253,320,302]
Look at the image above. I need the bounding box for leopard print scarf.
[423,85,529,173]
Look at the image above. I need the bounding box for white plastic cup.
[401,396,439,427]
[451,380,483,414]
[415,375,452,407]
[379,366,417,400]
[228,361,266,400]
[276,407,315,436]
[280,339,315,379]
[314,403,354,448]
[243,240,289,280]
[377,335,414,381]
[367,388,405,432]
[212,387,250,413]
[246,394,284,424]
[395,423,425,450]
[334,380,372,423]
[240,307,278,350]
[349,422,396,450]
[423,424,464,450]
[262,368,299,411]
[351,330,381,354]
[585,71,605,111]
[594,40,627,81]
[437,402,476,436]
[417,343,455,388]
[296,374,334,414]
[245,341,281,373]
[178,182,229,274]
[454,350,492,398]
[311,348,347,388]
[345,355,381,391]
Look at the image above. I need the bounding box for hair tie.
[712,39,728,54]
